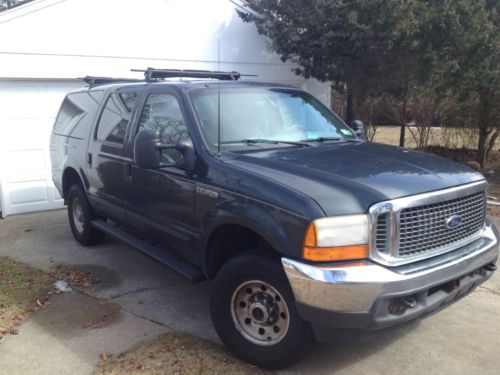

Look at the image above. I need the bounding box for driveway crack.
[107,285,174,300]
[118,306,174,330]
[71,288,174,330]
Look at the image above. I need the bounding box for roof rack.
[131,68,250,81]
[80,76,144,87]
[80,68,257,87]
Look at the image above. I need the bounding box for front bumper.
[282,221,499,339]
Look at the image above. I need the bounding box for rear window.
[54,91,104,138]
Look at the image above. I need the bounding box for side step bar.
[91,219,205,283]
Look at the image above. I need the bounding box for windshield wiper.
[300,136,341,142]
[300,136,361,143]
[220,139,310,147]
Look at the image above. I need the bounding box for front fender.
[200,199,308,259]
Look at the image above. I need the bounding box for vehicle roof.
[68,80,301,95]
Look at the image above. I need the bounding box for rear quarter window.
[54,91,104,139]
[95,92,138,145]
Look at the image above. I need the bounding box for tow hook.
[388,295,417,314]
[484,263,497,272]
[399,295,417,308]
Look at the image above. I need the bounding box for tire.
[67,184,105,246]
[210,251,314,369]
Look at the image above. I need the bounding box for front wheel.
[210,251,314,369]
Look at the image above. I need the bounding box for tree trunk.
[399,84,409,147]
[487,129,498,161]
[478,124,488,169]
[345,87,354,125]
[399,125,406,147]
[477,91,492,169]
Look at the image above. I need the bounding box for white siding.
[0,0,330,99]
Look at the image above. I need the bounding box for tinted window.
[119,92,138,112]
[54,91,104,138]
[96,92,137,145]
[138,93,188,161]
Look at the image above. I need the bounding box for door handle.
[126,162,132,182]
[87,152,92,166]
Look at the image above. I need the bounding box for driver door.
[126,91,197,258]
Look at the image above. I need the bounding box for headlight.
[302,215,369,261]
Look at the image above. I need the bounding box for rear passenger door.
[86,88,139,221]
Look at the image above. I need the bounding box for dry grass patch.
[0,256,54,339]
[94,332,269,375]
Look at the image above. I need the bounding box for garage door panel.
[3,118,54,150]
[9,180,49,205]
[4,152,47,187]
[0,80,82,217]
[0,86,41,120]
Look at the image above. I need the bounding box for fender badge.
[196,186,220,199]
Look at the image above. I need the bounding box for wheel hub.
[249,303,267,323]
[231,280,290,346]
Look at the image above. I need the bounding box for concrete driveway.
[0,209,499,374]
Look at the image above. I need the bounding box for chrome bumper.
[282,221,499,331]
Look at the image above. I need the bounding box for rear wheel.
[210,251,314,369]
[67,184,105,246]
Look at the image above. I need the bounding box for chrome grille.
[375,213,389,253]
[397,192,485,257]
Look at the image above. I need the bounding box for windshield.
[189,87,356,148]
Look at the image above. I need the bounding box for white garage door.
[0,80,82,217]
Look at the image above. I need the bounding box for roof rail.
[79,68,257,87]
[80,76,144,87]
[131,68,250,81]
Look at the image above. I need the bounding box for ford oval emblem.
[446,215,462,229]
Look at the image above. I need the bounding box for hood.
[224,141,484,216]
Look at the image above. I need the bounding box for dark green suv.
[50,69,499,369]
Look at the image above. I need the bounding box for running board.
[91,219,205,283]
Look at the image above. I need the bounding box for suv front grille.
[397,192,485,257]
[371,183,487,265]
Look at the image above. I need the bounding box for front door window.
[138,93,189,162]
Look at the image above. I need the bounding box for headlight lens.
[302,215,369,261]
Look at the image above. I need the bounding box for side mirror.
[351,120,366,140]
[134,129,196,172]
[134,129,162,169]
[174,137,196,171]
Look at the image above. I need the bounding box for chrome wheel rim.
[72,198,85,233]
[230,280,290,346]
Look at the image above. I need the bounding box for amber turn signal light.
[303,244,369,261]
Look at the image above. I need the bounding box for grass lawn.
[94,332,268,375]
[0,256,54,339]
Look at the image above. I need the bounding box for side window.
[138,93,188,161]
[96,92,138,145]
[54,91,104,139]
[54,98,85,135]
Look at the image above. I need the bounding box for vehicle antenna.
[217,39,221,157]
